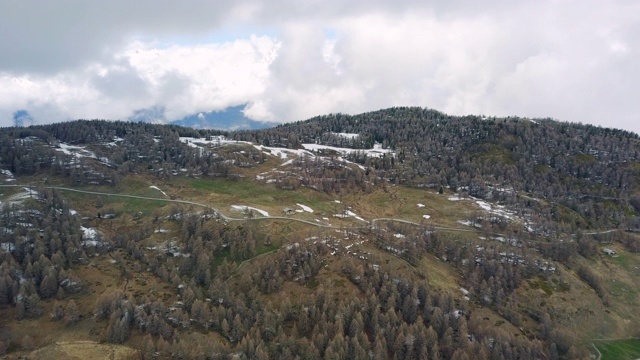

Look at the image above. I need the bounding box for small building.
[603,248,616,256]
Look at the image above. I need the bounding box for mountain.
[12,110,35,127]
[0,108,639,359]
[170,104,277,130]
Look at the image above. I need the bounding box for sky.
[1,0,639,134]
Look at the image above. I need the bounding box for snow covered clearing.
[301,143,392,158]
[55,142,112,165]
[149,185,169,197]
[254,145,315,160]
[474,199,516,220]
[296,204,314,213]
[179,136,253,149]
[231,205,269,217]
[417,203,425,208]
[104,137,124,147]
[334,210,367,222]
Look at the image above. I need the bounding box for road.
[0,184,625,237]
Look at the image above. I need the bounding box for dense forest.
[238,107,640,231]
[0,108,639,358]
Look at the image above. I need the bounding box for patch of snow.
[55,143,98,159]
[417,203,425,208]
[179,136,253,149]
[301,143,393,158]
[337,156,366,170]
[279,158,295,167]
[457,220,481,228]
[337,210,366,222]
[394,233,406,239]
[474,199,516,220]
[334,200,341,203]
[69,209,78,215]
[230,205,269,217]
[296,203,314,213]
[448,196,465,201]
[149,185,168,197]
[81,226,98,240]
[6,187,40,204]
[475,200,492,211]
[0,169,14,179]
[155,229,170,233]
[1,242,15,252]
[422,215,431,220]
[333,132,360,139]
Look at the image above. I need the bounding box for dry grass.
[25,341,138,360]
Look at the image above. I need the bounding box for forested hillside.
[239,107,640,230]
[0,109,639,359]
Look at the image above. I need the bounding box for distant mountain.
[170,104,277,131]
[129,105,166,123]
[13,110,36,127]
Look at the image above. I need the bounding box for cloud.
[0,0,639,134]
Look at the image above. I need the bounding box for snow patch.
[149,185,168,197]
[301,143,392,158]
[333,132,360,139]
[417,203,425,208]
[231,205,269,217]
[80,226,103,247]
[448,196,465,201]
[422,215,431,220]
[296,203,314,213]
[457,220,481,228]
[1,242,15,253]
[1,169,15,182]
[335,210,367,222]
[81,226,98,240]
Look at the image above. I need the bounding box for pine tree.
[64,299,80,325]
[51,300,64,321]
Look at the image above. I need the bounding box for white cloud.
[0,0,639,133]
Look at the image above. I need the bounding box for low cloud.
[0,0,638,133]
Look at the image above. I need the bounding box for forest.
[0,108,639,359]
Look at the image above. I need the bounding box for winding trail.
[0,184,625,238]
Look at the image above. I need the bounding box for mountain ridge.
[0,107,639,359]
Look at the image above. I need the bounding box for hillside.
[0,109,639,359]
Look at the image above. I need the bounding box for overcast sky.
[1,0,639,133]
